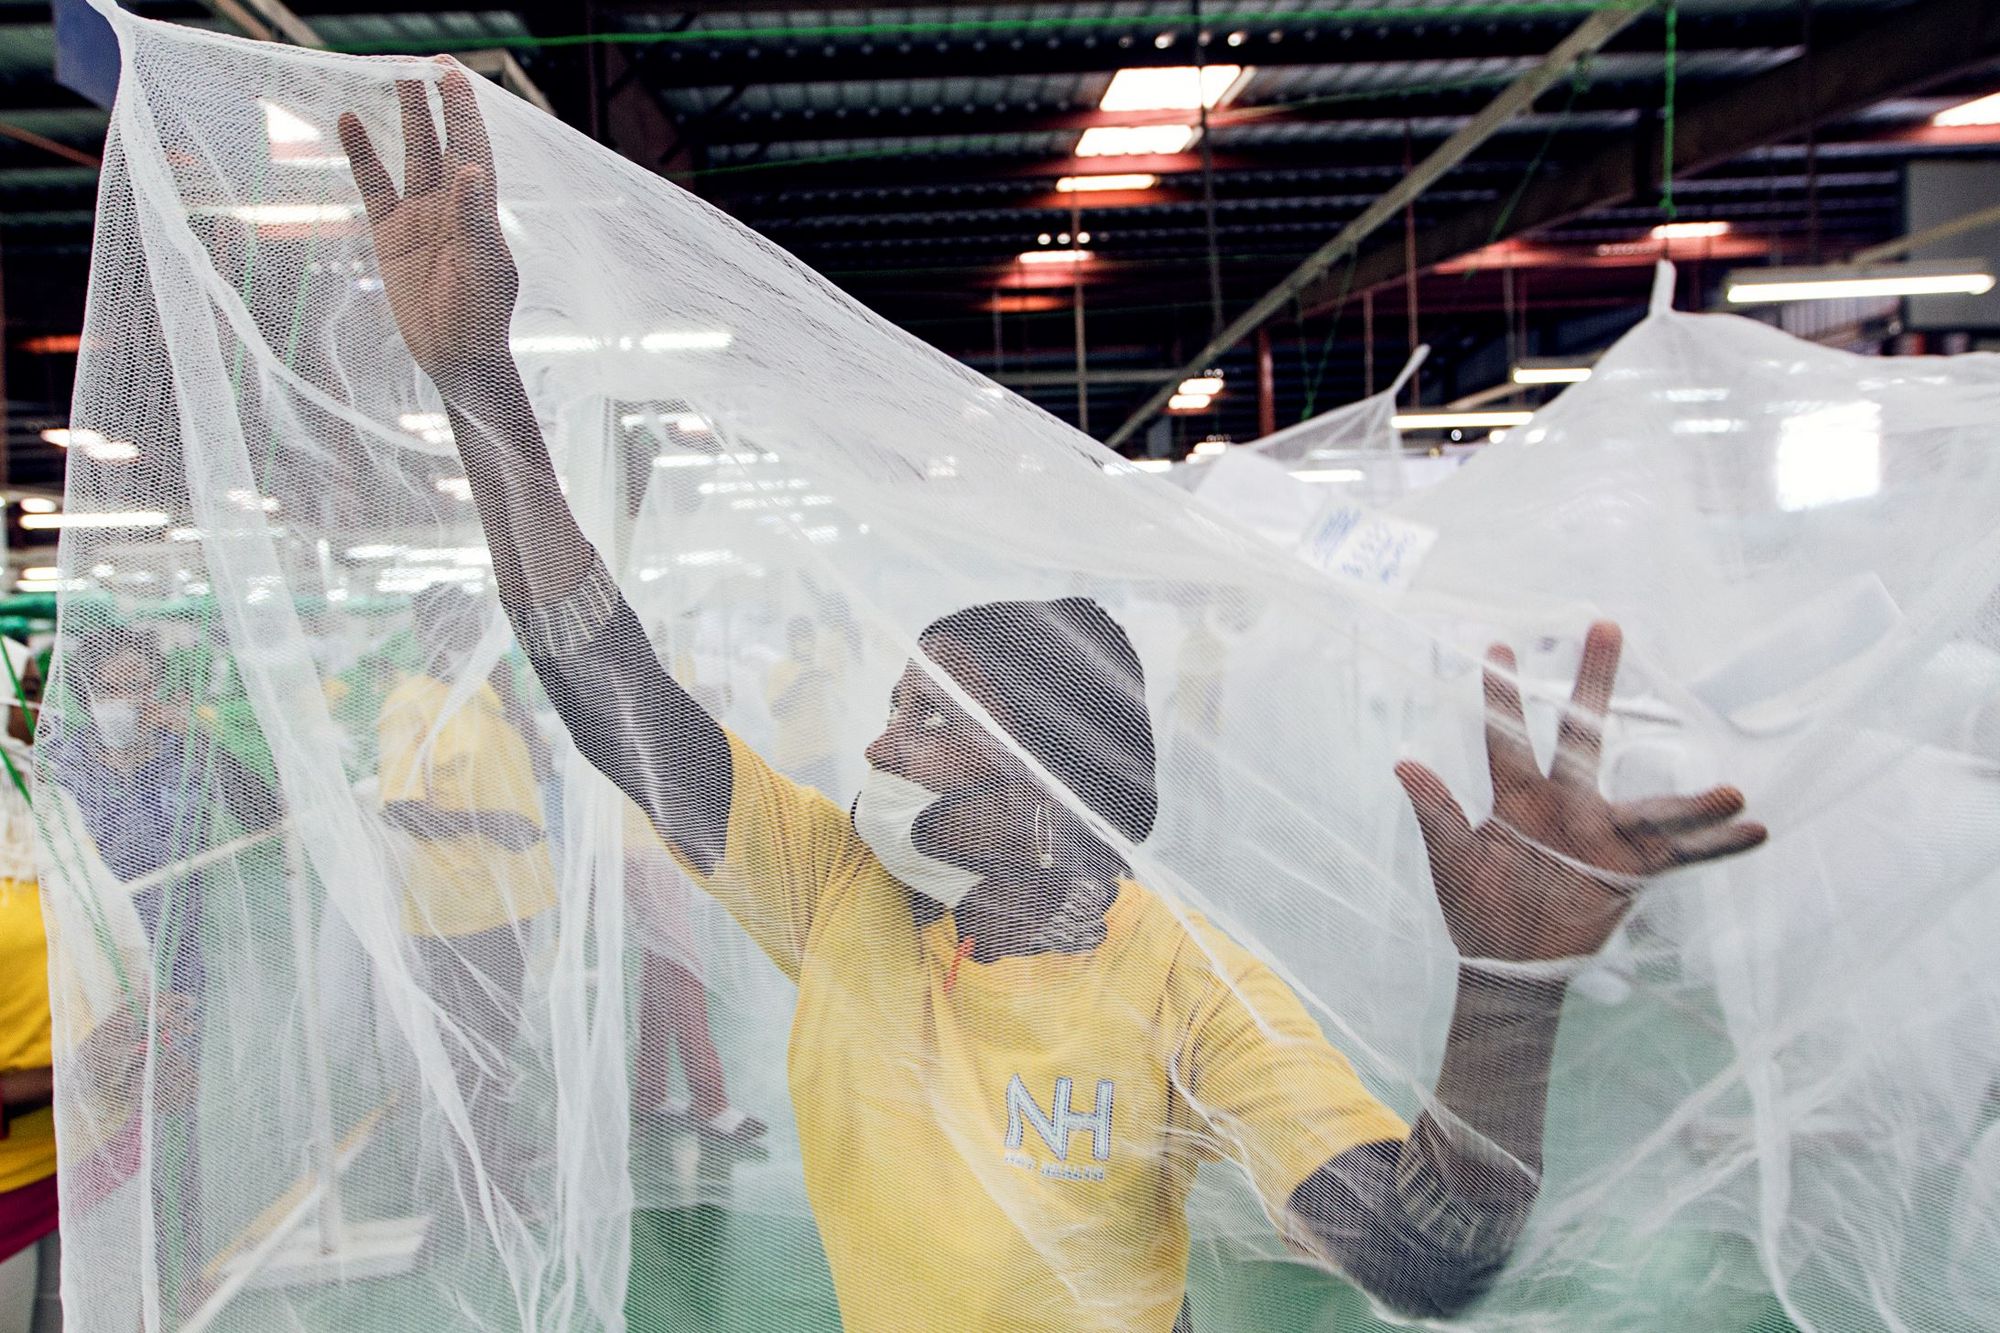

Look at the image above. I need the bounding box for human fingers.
[1482,644,1539,797]
[1553,621,1621,785]
[398,78,444,196]
[337,113,397,224]
[1659,818,1768,870]
[1395,759,1473,882]
[439,63,495,175]
[1610,786,1748,837]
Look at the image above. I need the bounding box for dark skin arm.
[0,1067,53,1136]
[1287,624,1767,1316]
[340,68,731,873]
[382,799,541,853]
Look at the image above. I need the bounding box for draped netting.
[35,10,2000,1333]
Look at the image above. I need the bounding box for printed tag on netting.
[1298,502,1439,592]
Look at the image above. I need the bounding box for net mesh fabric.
[1178,347,1460,545]
[34,12,2000,1333]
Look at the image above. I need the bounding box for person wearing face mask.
[765,617,839,796]
[340,74,1771,1329]
[43,625,281,1318]
[376,584,556,1205]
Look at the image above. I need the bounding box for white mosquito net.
[1177,347,1470,544]
[33,9,2000,1333]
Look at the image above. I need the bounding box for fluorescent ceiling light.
[1168,392,1214,412]
[1057,173,1159,193]
[436,477,473,499]
[1651,220,1730,240]
[20,510,171,530]
[1776,401,1882,511]
[510,331,733,354]
[640,330,733,352]
[1934,91,2000,127]
[1511,364,1592,385]
[1076,124,1196,157]
[1393,410,1534,430]
[623,411,712,433]
[262,100,321,144]
[1725,262,1995,304]
[16,497,55,514]
[399,411,454,445]
[1178,375,1224,395]
[1098,65,1245,112]
[1018,249,1091,266]
[1189,439,1228,458]
[1128,459,1174,473]
[654,451,769,470]
[217,203,360,225]
[1292,468,1365,483]
[512,333,599,354]
[19,566,58,581]
[41,427,137,461]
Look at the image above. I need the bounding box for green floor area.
[624,1201,1806,1333]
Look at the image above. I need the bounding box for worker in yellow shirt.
[764,617,838,794]
[623,798,766,1145]
[344,79,1770,1330]
[378,585,556,1200]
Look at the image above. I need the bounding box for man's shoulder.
[1114,880,1267,989]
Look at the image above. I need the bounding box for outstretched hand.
[339,62,517,394]
[1396,622,1767,964]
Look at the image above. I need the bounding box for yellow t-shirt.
[690,736,1408,1333]
[765,659,836,770]
[378,675,557,938]
[0,877,56,1195]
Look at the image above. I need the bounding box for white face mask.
[94,698,143,750]
[852,766,980,909]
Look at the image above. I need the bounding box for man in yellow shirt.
[344,79,1769,1329]
[378,586,556,1196]
[765,617,838,794]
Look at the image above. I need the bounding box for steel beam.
[1297,0,2000,316]
[690,74,1733,149]
[1103,2,1644,449]
[623,9,1826,92]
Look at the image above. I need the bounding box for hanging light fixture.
[1724,260,1996,304]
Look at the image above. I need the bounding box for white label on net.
[1298,503,1439,592]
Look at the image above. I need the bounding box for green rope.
[1659,0,1678,216]
[330,3,1650,55]
[1299,253,1360,420]
[1451,52,1594,285]
[0,643,30,807]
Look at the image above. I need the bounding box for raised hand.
[338,63,517,394]
[1395,622,1767,964]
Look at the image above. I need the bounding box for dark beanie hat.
[919,596,1158,843]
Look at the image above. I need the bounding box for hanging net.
[1177,345,1447,539]
[35,11,2000,1333]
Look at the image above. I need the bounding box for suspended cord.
[1659,0,1678,217]
[1192,0,1225,339]
[1299,253,1360,421]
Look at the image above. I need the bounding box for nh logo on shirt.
[1004,1074,1114,1170]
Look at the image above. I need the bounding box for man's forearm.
[0,1067,54,1136]
[1289,968,1564,1317]
[1433,965,1565,1179]
[383,800,532,847]
[429,356,734,873]
[440,359,601,626]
